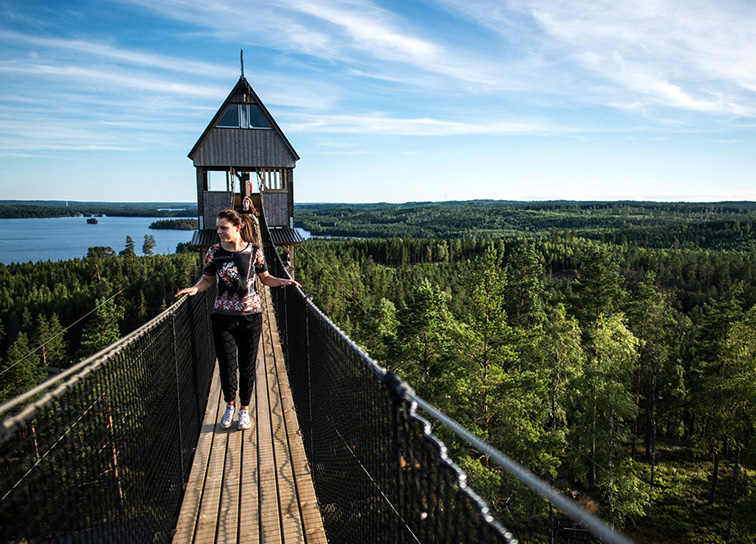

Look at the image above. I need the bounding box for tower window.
[216,104,272,129]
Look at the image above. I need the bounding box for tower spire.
[240,49,245,77]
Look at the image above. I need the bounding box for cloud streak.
[432,0,756,117]
[0,30,232,78]
[286,112,554,136]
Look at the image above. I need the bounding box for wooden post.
[196,168,207,229]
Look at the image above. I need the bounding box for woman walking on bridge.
[176,203,300,430]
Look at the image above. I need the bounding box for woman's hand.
[176,275,213,298]
[175,286,199,297]
[259,271,301,289]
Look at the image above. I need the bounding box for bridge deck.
[173,287,327,544]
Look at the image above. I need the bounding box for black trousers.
[211,312,263,407]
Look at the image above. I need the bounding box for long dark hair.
[217,208,258,245]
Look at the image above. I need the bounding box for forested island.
[149,218,199,230]
[0,200,754,543]
[0,200,197,218]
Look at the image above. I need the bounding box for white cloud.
[525,0,756,115]
[284,1,437,59]
[0,30,232,78]
[286,112,551,136]
[116,0,509,88]
[0,62,226,98]
[432,0,756,117]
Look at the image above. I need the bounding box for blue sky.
[1,0,755,203]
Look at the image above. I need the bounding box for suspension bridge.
[0,210,633,544]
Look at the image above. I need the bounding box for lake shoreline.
[0,216,195,265]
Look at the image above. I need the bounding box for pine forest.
[296,201,756,543]
[1,200,755,543]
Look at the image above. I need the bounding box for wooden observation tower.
[188,57,302,276]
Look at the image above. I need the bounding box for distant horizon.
[3,198,756,206]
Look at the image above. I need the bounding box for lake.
[0,216,195,265]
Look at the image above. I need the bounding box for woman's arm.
[175,274,214,297]
[258,271,301,289]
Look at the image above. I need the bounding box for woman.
[176,206,300,430]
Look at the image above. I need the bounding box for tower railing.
[0,287,216,543]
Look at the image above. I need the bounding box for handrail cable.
[298,237,677,535]
[0,287,215,542]
[403,391,635,544]
[0,293,187,425]
[273,245,622,543]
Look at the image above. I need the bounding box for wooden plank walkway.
[173,287,327,544]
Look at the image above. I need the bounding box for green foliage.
[175,242,195,254]
[87,246,116,259]
[0,252,202,387]
[78,297,126,358]
[149,218,198,230]
[296,200,756,251]
[33,313,66,368]
[531,304,584,476]
[295,226,756,541]
[453,247,520,448]
[0,332,45,402]
[120,235,136,256]
[393,278,457,400]
[570,314,639,493]
[355,298,397,363]
[603,459,647,528]
[142,234,156,256]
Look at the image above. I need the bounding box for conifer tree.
[33,314,50,367]
[504,242,547,329]
[570,313,639,523]
[0,332,45,402]
[120,236,136,256]
[34,313,67,369]
[142,234,156,256]
[455,247,517,444]
[356,298,398,363]
[395,278,456,400]
[715,305,756,540]
[533,304,584,466]
[78,298,125,359]
[625,272,676,459]
[86,246,116,259]
[571,245,626,328]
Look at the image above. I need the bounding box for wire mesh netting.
[0,287,216,544]
[262,216,515,543]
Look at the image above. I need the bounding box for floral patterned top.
[203,243,268,315]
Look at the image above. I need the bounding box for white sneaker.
[238,409,251,430]
[220,405,235,428]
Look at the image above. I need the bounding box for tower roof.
[188,75,299,164]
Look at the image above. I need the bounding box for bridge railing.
[0,287,216,544]
[263,220,632,543]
